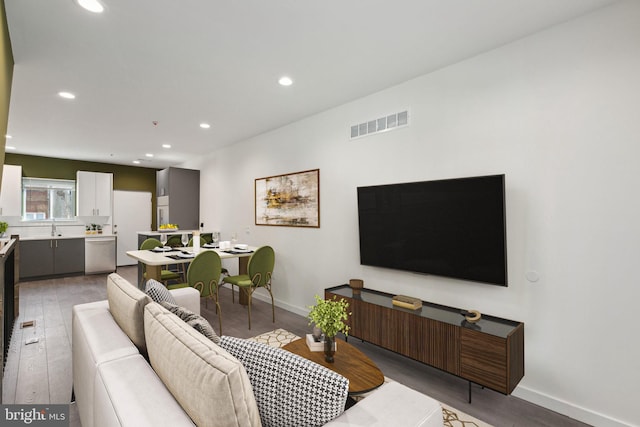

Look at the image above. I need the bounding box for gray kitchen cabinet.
[20,238,85,280]
[156,167,199,230]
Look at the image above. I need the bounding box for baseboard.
[513,386,632,427]
[219,283,308,318]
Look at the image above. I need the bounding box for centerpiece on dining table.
[307,295,351,363]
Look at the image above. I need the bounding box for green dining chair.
[139,238,182,285]
[222,246,275,330]
[188,236,230,279]
[165,234,183,248]
[188,236,207,247]
[170,250,223,334]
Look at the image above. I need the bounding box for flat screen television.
[357,174,507,286]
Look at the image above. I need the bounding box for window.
[22,178,76,221]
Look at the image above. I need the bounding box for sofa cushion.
[144,303,261,427]
[159,300,220,344]
[94,354,195,427]
[145,279,177,305]
[324,381,443,427]
[107,273,151,354]
[220,336,349,427]
[72,300,141,427]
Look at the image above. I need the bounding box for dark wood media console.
[325,285,524,400]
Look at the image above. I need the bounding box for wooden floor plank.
[2,267,590,427]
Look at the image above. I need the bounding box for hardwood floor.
[2,266,591,427]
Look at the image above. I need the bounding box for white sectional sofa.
[72,273,443,427]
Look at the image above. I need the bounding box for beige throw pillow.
[107,273,151,354]
[144,303,261,427]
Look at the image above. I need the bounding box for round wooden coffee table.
[282,337,384,395]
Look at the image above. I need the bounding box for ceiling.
[4,0,619,169]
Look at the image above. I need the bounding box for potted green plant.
[308,295,351,363]
[0,221,8,237]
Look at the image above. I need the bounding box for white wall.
[184,2,639,426]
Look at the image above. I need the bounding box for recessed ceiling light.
[162,144,171,149]
[5,134,11,139]
[145,153,154,157]
[278,76,293,86]
[58,91,76,99]
[6,146,15,150]
[132,160,141,164]
[77,0,104,13]
[200,123,211,129]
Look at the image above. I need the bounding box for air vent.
[350,110,409,140]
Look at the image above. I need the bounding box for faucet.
[51,219,56,237]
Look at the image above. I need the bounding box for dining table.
[126,245,257,305]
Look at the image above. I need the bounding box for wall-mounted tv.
[357,174,507,286]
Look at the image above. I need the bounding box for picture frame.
[255,169,320,227]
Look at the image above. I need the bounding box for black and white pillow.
[159,301,220,344]
[219,336,348,427]
[145,279,177,305]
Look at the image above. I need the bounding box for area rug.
[247,328,300,348]
[249,329,494,427]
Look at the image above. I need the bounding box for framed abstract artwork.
[255,169,320,227]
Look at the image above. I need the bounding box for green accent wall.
[0,0,14,182]
[5,153,160,229]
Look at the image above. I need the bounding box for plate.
[152,246,172,252]
[233,249,252,253]
[177,252,195,258]
[203,243,218,248]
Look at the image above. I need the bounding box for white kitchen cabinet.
[0,164,22,217]
[76,171,113,216]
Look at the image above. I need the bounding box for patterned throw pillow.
[159,301,220,344]
[219,336,349,427]
[145,279,177,305]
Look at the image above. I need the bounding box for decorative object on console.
[0,221,7,237]
[392,294,422,310]
[307,295,350,363]
[349,278,364,294]
[462,309,482,323]
[255,169,320,228]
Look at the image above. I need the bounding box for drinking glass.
[160,233,167,247]
[212,231,220,247]
[181,233,189,247]
[231,231,237,247]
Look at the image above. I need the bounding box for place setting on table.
[220,243,254,255]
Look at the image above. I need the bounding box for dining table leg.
[146,264,162,282]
